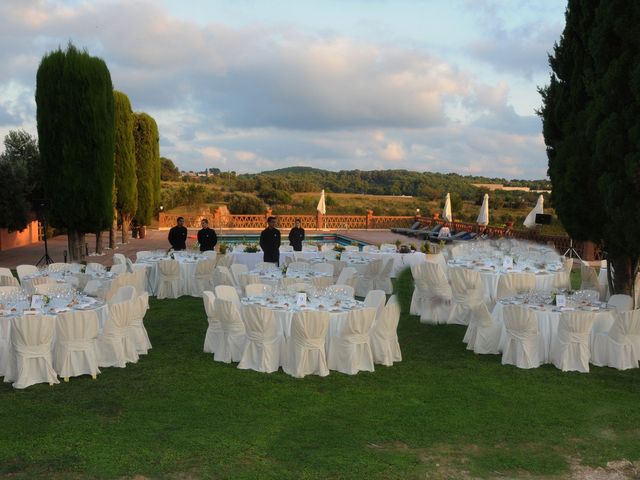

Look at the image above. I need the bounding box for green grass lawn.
[0,268,638,479]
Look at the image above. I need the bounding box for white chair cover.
[216,254,234,268]
[48,262,72,273]
[608,294,633,312]
[112,253,126,265]
[213,298,246,363]
[287,261,310,273]
[126,293,152,355]
[364,290,386,316]
[245,283,272,297]
[191,259,216,297]
[336,267,358,289]
[255,262,278,271]
[0,275,20,287]
[110,263,127,275]
[410,262,452,324]
[238,304,284,373]
[97,299,139,367]
[230,264,249,288]
[552,257,573,290]
[425,253,448,276]
[108,285,136,304]
[156,259,181,299]
[83,279,105,298]
[53,310,101,379]
[501,305,540,369]
[448,267,484,326]
[16,264,38,283]
[213,266,236,288]
[0,285,21,295]
[344,245,359,252]
[5,314,59,389]
[592,309,640,370]
[283,310,330,378]
[313,263,334,276]
[355,258,383,297]
[464,303,501,354]
[215,285,242,310]
[551,311,595,372]
[86,262,106,274]
[580,261,605,300]
[495,273,535,301]
[129,268,148,296]
[135,251,154,262]
[370,296,402,366]
[328,307,376,374]
[203,291,223,354]
[0,267,13,278]
[202,250,217,260]
[362,245,379,253]
[372,258,394,294]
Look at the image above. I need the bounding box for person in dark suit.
[168,216,187,250]
[197,218,218,252]
[260,216,281,265]
[288,218,305,252]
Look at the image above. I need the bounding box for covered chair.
[328,307,376,374]
[495,273,535,301]
[48,262,72,273]
[4,314,59,389]
[245,283,272,297]
[501,305,541,369]
[592,309,640,370]
[448,267,484,326]
[190,259,216,297]
[212,266,236,288]
[156,259,181,299]
[126,293,152,355]
[112,253,127,265]
[16,264,38,283]
[216,254,234,268]
[202,250,217,261]
[255,262,278,271]
[580,261,605,300]
[202,291,223,355]
[552,257,573,291]
[608,294,633,312]
[213,298,246,363]
[135,251,154,262]
[551,311,595,373]
[372,257,394,294]
[35,282,74,296]
[230,263,249,287]
[238,304,284,373]
[0,285,21,296]
[312,263,334,276]
[96,299,139,368]
[364,289,386,316]
[110,263,127,275]
[335,267,358,289]
[86,262,106,274]
[0,275,20,287]
[369,295,402,366]
[108,285,136,305]
[355,258,383,298]
[464,303,501,354]
[53,310,101,381]
[410,262,452,324]
[0,267,13,278]
[283,310,330,378]
[214,285,242,310]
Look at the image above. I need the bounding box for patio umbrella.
[523,194,544,228]
[316,189,326,215]
[442,193,452,222]
[476,193,489,226]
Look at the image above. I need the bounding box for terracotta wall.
[0,221,40,251]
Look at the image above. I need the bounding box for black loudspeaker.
[535,214,552,225]
[33,199,50,221]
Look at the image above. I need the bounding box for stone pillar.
[366,210,374,229]
[316,211,323,230]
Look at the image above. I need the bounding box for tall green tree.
[540,0,640,297]
[133,112,160,226]
[113,90,138,243]
[36,43,114,261]
[160,157,180,180]
[0,130,41,231]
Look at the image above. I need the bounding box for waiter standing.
[260,216,281,265]
[197,219,218,251]
[288,218,305,252]
[168,216,187,250]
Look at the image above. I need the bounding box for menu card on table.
[503,256,514,269]
[296,293,307,307]
[31,295,44,310]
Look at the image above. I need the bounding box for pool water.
[217,233,368,248]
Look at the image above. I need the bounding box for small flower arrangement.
[244,243,259,253]
[281,265,287,274]
[420,243,431,254]
[398,244,411,254]
[333,245,345,252]
[218,243,228,255]
[192,241,200,251]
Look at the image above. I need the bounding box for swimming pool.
[216,233,369,248]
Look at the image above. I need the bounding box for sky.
[0,0,567,179]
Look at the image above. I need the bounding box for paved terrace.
[0,229,429,269]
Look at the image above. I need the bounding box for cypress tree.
[133,112,160,226]
[36,43,114,261]
[113,90,138,243]
[540,0,640,297]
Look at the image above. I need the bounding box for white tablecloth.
[493,300,615,363]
